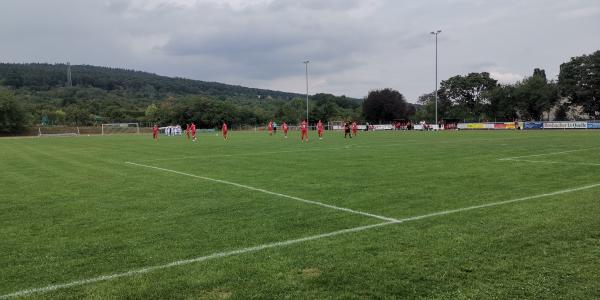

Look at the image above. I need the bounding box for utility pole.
[430,30,441,125]
[303,60,309,122]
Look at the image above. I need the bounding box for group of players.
[152,120,358,142]
[152,122,228,141]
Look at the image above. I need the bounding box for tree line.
[0,50,598,134]
[412,51,599,122]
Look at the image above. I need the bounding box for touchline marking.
[3,182,600,299]
[499,158,600,167]
[124,162,399,223]
[498,147,598,161]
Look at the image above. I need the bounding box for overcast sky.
[1,0,599,101]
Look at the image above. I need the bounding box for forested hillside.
[0,63,307,101]
[0,63,361,130]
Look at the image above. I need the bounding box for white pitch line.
[0,222,394,299]
[125,162,399,223]
[498,147,598,161]
[499,158,600,167]
[3,182,600,299]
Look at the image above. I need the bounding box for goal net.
[101,123,140,135]
[38,127,80,137]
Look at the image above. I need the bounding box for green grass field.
[1,130,599,299]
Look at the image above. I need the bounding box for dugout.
[443,119,460,130]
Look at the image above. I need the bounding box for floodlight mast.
[430,30,441,125]
[303,60,310,123]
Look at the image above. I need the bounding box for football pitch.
[1,130,599,299]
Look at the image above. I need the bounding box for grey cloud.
[1,0,599,99]
[268,0,364,12]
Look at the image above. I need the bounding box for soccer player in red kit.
[351,121,358,137]
[191,122,197,141]
[317,120,325,139]
[222,122,228,140]
[282,122,289,138]
[152,124,159,141]
[185,123,191,140]
[268,121,273,136]
[300,119,309,142]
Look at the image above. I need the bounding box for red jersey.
[191,124,196,133]
[352,122,357,131]
[186,124,191,133]
[222,123,228,132]
[152,126,158,134]
[317,122,324,131]
[283,123,288,131]
[300,121,307,131]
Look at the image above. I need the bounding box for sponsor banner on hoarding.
[372,124,393,130]
[587,122,600,129]
[459,123,517,129]
[466,123,485,129]
[543,122,587,129]
[524,122,544,129]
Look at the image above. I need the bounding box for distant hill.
[0,63,304,101]
[0,63,362,128]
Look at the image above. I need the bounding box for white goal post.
[101,123,140,135]
[38,127,80,137]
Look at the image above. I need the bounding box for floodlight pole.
[303,60,310,122]
[430,30,441,125]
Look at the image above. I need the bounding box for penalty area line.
[124,162,399,223]
[498,158,600,167]
[3,181,600,299]
[498,147,598,161]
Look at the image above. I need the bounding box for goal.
[38,127,80,137]
[101,123,140,135]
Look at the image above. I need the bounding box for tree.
[416,91,453,122]
[278,98,306,124]
[513,69,559,120]
[0,88,27,134]
[145,103,159,124]
[485,85,518,121]
[554,103,569,121]
[64,105,92,125]
[49,109,67,125]
[558,50,600,118]
[362,88,410,123]
[438,72,498,121]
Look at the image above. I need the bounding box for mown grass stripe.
[2,182,599,299]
